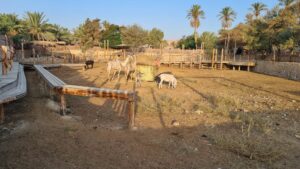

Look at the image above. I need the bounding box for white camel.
[107,56,132,80]
[124,55,136,80]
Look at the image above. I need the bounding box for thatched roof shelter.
[29,41,66,47]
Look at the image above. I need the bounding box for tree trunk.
[227,33,230,59]
[194,28,198,50]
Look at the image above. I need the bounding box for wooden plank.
[34,65,66,88]
[62,85,135,101]
[0,65,27,104]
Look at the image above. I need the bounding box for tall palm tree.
[250,2,267,19]
[24,12,50,40]
[187,4,205,49]
[218,7,236,55]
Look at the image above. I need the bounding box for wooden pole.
[221,48,224,70]
[168,50,171,67]
[211,49,215,69]
[0,104,4,124]
[104,40,107,60]
[60,94,66,115]
[215,49,218,69]
[198,50,202,69]
[21,42,24,60]
[51,48,54,64]
[128,100,135,129]
[234,40,237,62]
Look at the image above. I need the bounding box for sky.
[0,0,279,40]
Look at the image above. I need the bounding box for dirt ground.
[0,63,300,169]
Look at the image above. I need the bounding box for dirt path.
[0,64,300,169]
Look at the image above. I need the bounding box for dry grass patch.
[211,131,286,162]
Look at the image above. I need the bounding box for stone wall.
[254,61,300,81]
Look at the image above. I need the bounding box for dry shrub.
[159,95,183,113]
[208,95,237,117]
[230,111,275,135]
[211,131,285,162]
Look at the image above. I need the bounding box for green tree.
[177,35,196,49]
[250,2,267,19]
[49,24,72,43]
[198,32,217,50]
[24,12,51,40]
[101,21,122,47]
[0,13,20,36]
[147,28,164,48]
[79,18,101,53]
[121,24,148,48]
[187,4,205,49]
[279,0,295,7]
[218,7,236,54]
[73,18,100,58]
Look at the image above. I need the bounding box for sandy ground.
[0,63,300,169]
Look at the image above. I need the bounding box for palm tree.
[250,2,267,19]
[187,4,205,49]
[279,0,295,7]
[24,12,50,40]
[218,7,236,56]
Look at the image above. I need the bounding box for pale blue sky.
[0,0,279,39]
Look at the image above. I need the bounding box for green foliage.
[100,21,122,47]
[199,32,218,50]
[226,0,300,56]
[177,35,196,49]
[0,13,20,35]
[147,28,164,48]
[76,18,101,52]
[218,7,236,30]
[49,24,73,44]
[187,4,205,47]
[177,32,217,50]
[24,11,51,40]
[250,2,267,18]
[121,24,148,48]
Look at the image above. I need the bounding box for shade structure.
[111,44,131,49]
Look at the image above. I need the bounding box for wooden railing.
[34,64,136,129]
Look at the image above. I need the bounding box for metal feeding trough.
[136,64,157,82]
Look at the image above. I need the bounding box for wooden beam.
[61,85,135,101]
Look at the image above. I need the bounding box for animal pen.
[148,48,256,71]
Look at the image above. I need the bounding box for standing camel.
[125,55,136,81]
[0,45,9,75]
[107,55,132,80]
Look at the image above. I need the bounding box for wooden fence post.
[211,49,215,69]
[215,49,218,69]
[60,93,66,115]
[221,48,224,70]
[199,50,202,69]
[128,100,135,129]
